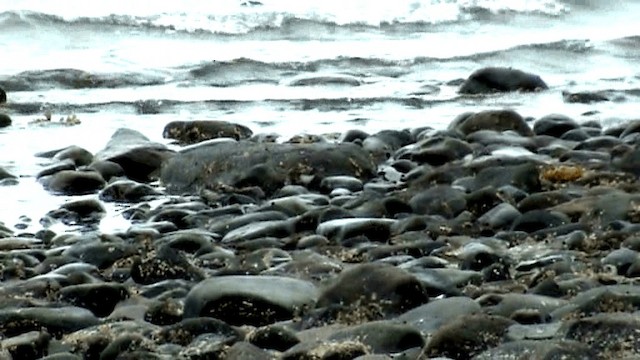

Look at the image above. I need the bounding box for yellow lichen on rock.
[541,164,584,182]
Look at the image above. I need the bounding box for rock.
[0,307,100,338]
[562,90,610,103]
[162,141,376,195]
[317,263,429,316]
[226,341,276,360]
[52,145,94,166]
[163,120,253,145]
[283,340,369,360]
[328,321,425,354]
[45,198,106,226]
[183,275,318,326]
[459,67,548,94]
[316,218,396,244]
[473,339,595,359]
[156,317,240,346]
[131,244,204,285]
[0,86,5,103]
[0,330,50,360]
[249,325,300,351]
[94,128,176,182]
[410,136,473,166]
[40,170,106,195]
[288,73,362,87]
[448,109,534,137]
[0,113,12,127]
[561,313,640,357]
[99,179,162,202]
[409,185,467,218]
[59,283,129,317]
[395,297,481,335]
[87,160,125,181]
[533,114,580,137]
[425,314,516,359]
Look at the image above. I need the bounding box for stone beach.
[4,68,640,359]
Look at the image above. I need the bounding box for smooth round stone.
[156,317,240,346]
[163,120,253,144]
[52,145,94,166]
[207,210,289,235]
[473,339,594,359]
[0,307,99,338]
[476,293,567,320]
[551,285,640,320]
[320,176,363,193]
[477,203,521,230]
[131,245,204,285]
[458,67,547,95]
[510,210,570,232]
[316,218,396,244]
[183,275,318,326]
[533,114,580,138]
[221,218,296,243]
[0,237,43,251]
[601,248,639,275]
[282,340,369,360]
[87,160,125,182]
[448,109,533,137]
[59,283,130,317]
[249,325,300,352]
[1,330,50,359]
[410,137,473,166]
[0,113,11,127]
[328,321,424,354]
[409,185,466,218]
[41,170,106,195]
[425,314,516,359]
[62,239,135,269]
[318,263,428,314]
[561,313,640,357]
[394,297,481,335]
[99,180,162,203]
[225,341,274,360]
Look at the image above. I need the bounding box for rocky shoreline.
[2,69,640,359]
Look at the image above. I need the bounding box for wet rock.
[156,317,240,346]
[282,340,369,360]
[510,210,570,232]
[410,136,473,166]
[328,321,424,354]
[473,339,595,359]
[62,237,135,269]
[99,179,162,202]
[533,114,580,137]
[40,170,106,195]
[131,244,204,285]
[226,341,276,360]
[46,198,106,226]
[1,330,51,360]
[316,218,396,244]
[425,314,516,359]
[249,324,300,351]
[317,263,429,316]
[0,306,100,338]
[183,275,318,326]
[162,141,376,195]
[87,160,125,181]
[0,113,11,127]
[477,203,521,231]
[163,120,253,145]
[449,109,534,136]
[561,313,640,358]
[94,128,176,182]
[395,296,481,335]
[52,145,94,167]
[409,184,467,218]
[59,283,129,317]
[562,90,610,103]
[459,67,548,94]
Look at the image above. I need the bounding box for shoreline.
[3,98,640,358]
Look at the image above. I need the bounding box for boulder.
[459,67,548,94]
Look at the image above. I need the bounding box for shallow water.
[1,0,640,234]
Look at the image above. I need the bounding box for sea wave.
[0,0,569,36]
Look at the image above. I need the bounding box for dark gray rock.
[46,198,106,226]
[52,145,94,166]
[473,339,595,359]
[316,218,396,244]
[163,120,253,144]
[561,313,640,358]
[0,306,100,338]
[0,113,11,127]
[425,314,516,359]
[317,263,429,315]
[395,296,481,335]
[161,141,376,195]
[249,324,300,351]
[156,317,240,346]
[449,109,533,136]
[99,179,162,202]
[94,128,175,182]
[533,114,580,138]
[40,170,106,195]
[459,67,548,94]
[0,330,50,360]
[328,321,425,354]
[59,283,129,317]
[183,275,318,326]
[410,136,473,166]
[409,185,467,218]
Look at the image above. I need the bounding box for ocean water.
[1,0,640,233]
